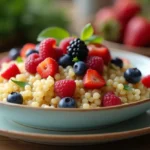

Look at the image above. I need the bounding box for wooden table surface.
[0,134,150,150]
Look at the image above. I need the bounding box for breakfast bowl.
[0,24,150,131]
[0,48,149,131]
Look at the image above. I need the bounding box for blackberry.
[67,38,88,61]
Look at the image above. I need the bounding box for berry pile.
[94,0,150,48]
[0,24,149,108]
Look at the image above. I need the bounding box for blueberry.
[124,68,142,84]
[7,92,23,104]
[9,48,20,60]
[25,49,39,57]
[111,57,123,68]
[58,54,73,68]
[58,97,76,108]
[73,61,87,75]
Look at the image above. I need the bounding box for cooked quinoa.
[0,60,149,109]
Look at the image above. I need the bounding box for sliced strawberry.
[83,69,106,89]
[20,43,36,58]
[37,57,58,78]
[88,44,111,65]
[1,63,20,80]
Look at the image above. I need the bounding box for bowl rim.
[0,98,150,112]
[103,40,150,56]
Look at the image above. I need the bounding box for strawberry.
[25,53,44,74]
[55,47,64,61]
[88,44,111,65]
[1,63,20,80]
[86,56,104,74]
[124,16,150,47]
[94,7,122,42]
[37,57,58,78]
[102,92,122,107]
[114,0,141,25]
[83,69,106,89]
[20,43,36,58]
[142,75,150,88]
[54,79,76,98]
[39,38,56,60]
[59,37,74,54]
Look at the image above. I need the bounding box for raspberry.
[67,38,88,61]
[59,37,74,54]
[39,38,56,60]
[142,75,150,88]
[54,79,76,98]
[102,92,122,107]
[37,57,58,78]
[86,56,104,74]
[1,64,20,80]
[25,53,44,74]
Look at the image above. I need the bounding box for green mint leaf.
[37,27,70,43]
[109,64,117,70]
[85,35,103,44]
[16,57,23,63]
[11,79,29,88]
[80,23,94,41]
[124,85,132,91]
[72,57,79,62]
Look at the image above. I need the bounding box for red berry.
[59,37,74,54]
[39,38,56,59]
[54,79,76,98]
[114,0,141,25]
[83,69,106,89]
[124,16,150,47]
[88,44,111,65]
[55,47,64,61]
[1,64,20,80]
[20,43,36,58]
[86,56,104,74]
[102,92,122,107]
[25,53,44,74]
[95,7,122,42]
[37,57,58,78]
[142,75,150,88]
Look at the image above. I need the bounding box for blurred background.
[0,0,150,54]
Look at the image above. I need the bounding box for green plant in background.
[0,0,70,50]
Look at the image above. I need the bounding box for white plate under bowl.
[0,49,149,131]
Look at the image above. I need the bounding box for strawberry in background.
[124,16,150,47]
[114,0,141,25]
[94,7,122,42]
